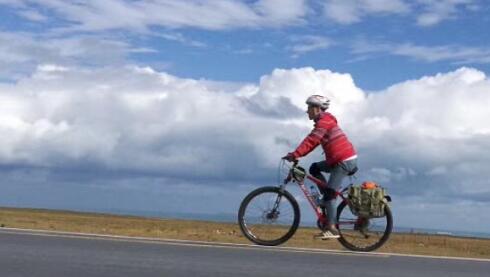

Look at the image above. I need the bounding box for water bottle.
[310,186,321,205]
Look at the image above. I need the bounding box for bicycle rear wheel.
[336,201,392,252]
[238,186,300,246]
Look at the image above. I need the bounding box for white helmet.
[306,95,330,110]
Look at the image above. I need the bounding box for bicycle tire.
[336,200,393,252]
[238,186,300,246]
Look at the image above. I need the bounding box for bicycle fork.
[267,186,285,220]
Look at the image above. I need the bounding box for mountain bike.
[238,160,393,252]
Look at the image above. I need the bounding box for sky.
[0,0,490,235]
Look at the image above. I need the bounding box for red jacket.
[291,112,356,165]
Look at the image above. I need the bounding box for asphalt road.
[0,228,489,277]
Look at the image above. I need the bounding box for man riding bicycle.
[282,95,358,239]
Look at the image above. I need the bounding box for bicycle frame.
[282,163,350,227]
[238,160,393,250]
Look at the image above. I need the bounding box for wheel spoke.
[336,201,392,251]
[239,187,299,246]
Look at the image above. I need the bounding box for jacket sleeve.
[291,127,327,158]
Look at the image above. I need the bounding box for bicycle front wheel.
[238,186,300,246]
[336,201,393,252]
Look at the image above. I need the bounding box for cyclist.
[282,95,358,239]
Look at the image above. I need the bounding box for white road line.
[1,227,489,262]
[0,227,372,257]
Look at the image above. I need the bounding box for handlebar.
[281,158,298,166]
[281,159,300,184]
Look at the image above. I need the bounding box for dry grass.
[1,207,489,259]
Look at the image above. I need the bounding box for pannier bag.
[347,181,387,218]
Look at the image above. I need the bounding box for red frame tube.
[295,174,347,226]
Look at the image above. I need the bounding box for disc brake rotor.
[262,210,279,223]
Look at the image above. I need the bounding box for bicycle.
[237,160,393,252]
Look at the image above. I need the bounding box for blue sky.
[1,0,489,89]
[1,1,490,235]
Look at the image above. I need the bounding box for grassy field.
[1,207,489,259]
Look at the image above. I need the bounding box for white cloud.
[393,43,490,64]
[323,0,410,24]
[0,32,151,79]
[349,68,490,194]
[426,165,448,176]
[17,9,49,22]
[351,39,490,64]
[157,32,207,48]
[322,0,477,26]
[0,0,479,32]
[253,0,308,26]
[1,65,490,232]
[0,65,365,176]
[2,0,308,31]
[2,65,489,176]
[249,67,364,119]
[288,35,333,57]
[415,0,476,27]
[352,67,489,140]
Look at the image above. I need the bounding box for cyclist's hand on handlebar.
[281,153,296,162]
